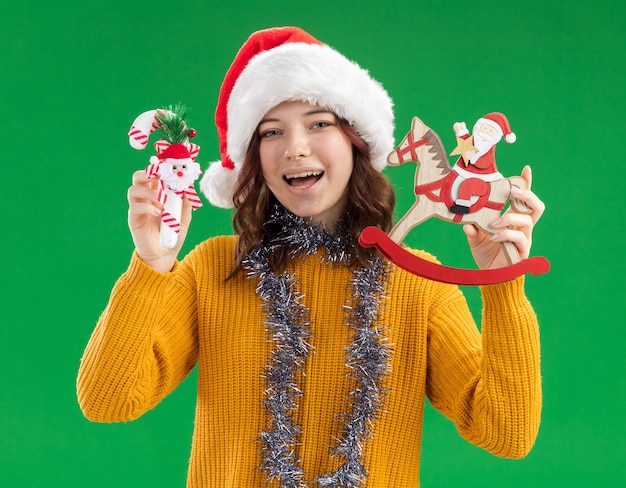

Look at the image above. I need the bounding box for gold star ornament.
[450,136,478,166]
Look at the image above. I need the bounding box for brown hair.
[229,117,395,275]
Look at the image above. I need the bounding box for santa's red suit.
[449,132,503,214]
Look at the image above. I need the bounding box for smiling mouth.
[284,170,324,188]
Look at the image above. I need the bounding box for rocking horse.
[359,115,550,285]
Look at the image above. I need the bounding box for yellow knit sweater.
[77,236,541,487]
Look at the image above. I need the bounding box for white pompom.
[200,161,239,209]
[505,132,517,143]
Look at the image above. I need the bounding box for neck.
[253,204,354,265]
[307,195,349,233]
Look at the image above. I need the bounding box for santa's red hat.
[200,26,395,208]
[155,143,193,161]
[478,112,516,144]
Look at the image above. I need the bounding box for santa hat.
[478,112,516,144]
[154,143,193,161]
[200,26,395,208]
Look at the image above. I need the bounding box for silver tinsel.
[243,206,390,487]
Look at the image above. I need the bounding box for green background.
[1,0,624,486]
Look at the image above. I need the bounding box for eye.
[311,121,331,130]
[182,165,187,169]
[260,129,281,138]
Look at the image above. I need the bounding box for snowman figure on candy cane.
[128,106,203,248]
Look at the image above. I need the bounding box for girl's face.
[258,101,354,228]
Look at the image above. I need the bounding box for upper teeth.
[285,171,322,180]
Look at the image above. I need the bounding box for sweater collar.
[253,204,355,265]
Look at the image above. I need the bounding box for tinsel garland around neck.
[242,206,391,487]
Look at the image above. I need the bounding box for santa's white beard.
[470,127,500,164]
[160,160,202,191]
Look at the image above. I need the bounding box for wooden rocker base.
[359,226,551,286]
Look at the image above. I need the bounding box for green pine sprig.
[156,104,191,144]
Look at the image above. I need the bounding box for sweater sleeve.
[77,251,200,423]
[425,276,541,459]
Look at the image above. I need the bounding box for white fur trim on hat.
[200,160,241,208]
[202,41,394,208]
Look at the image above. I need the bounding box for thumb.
[463,223,479,240]
[180,195,193,230]
[521,165,532,191]
[171,196,193,254]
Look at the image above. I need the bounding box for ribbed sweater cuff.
[480,276,527,310]
[119,251,180,293]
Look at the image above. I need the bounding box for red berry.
[188,128,197,139]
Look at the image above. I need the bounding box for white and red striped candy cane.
[128,109,171,150]
[158,186,203,247]
[159,187,183,248]
[158,186,203,248]
[128,108,202,249]
[161,207,181,234]
[177,186,203,210]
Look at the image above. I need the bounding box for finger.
[463,223,479,239]
[514,189,545,224]
[508,187,545,225]
[492,212,533,232]
[491,227,531,248]
[521,165,532,191]
[132,170,151,186]
[463,223,490,248]
[180,195,193,229]
[127,184,162,207]
[133,170,163,193]
[128,201,163,219]
[489,228,531,259]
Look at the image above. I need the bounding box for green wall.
[1,0,623,486]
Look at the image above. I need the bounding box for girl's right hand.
[127,170,192,273]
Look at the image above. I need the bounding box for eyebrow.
[259,109,334,125]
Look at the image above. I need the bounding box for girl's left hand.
[463,165,545,270]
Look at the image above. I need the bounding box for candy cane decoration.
[128,107,202,249]
[129,109,166,149]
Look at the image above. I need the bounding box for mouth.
[283,170,324,189]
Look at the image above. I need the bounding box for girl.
[77,27,544,487]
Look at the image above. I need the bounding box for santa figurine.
[128,106,203,248]
[449,112,516,214]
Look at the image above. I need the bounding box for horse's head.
[387,116,435,166]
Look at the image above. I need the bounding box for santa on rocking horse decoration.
[359,112,550,285]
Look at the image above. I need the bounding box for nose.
[284,128,311,160]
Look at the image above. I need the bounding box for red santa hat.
[200,26,395,208]
[478,112,516,144]
[154,143,193,161]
